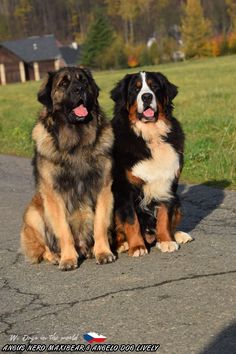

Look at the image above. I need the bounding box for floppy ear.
[111,74,132,108]
[80,67,100,99]
[37,71,54,109]
[156,72,178,102]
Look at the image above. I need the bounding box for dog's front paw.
[129,245,148,257]
[117,241,129,253]
[156,241,179,253]
[59,258,78,271]
[95,251,116,265]
[50,254,60,265]
[43,248,60,265]
[174,231,193,244]
[59,250,78,271]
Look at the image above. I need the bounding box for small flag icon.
[83,332,107,343]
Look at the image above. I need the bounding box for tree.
[0,14,10,40]
[226,0,236,32]
[203,0,229,35]
[181,0,212,58]
[106,0,152,44]
[82,9,114,67]
[14,0,32,36]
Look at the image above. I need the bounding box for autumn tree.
[226,0,236,31]
[0,0,233,60]
[181,0,212,58]
[203,0,229,34]
[106,0,152,44]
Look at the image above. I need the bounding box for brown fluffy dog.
[21,67,115,270]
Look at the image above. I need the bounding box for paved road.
[0,154,236,354]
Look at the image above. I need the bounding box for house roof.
[59,46,80,66]
[0,34,61,63]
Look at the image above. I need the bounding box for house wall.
[0,47,21,84]
[38,60,56,80]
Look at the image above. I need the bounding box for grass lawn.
[0,55,235,189]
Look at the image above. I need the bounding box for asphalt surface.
[0,154,236,354]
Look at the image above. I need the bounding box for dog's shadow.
[178,179,231,233]
[197,320,236,354]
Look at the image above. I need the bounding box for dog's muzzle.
[137,106,158,123]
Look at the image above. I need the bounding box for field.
[0,55,235,188]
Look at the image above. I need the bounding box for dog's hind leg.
[21,193,60,264]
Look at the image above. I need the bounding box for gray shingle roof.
[59,46,81,66]
[0,34,61,63]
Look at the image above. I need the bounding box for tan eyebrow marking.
[136,81,142,88]
[57,73,70,87]
[147,79,153,86]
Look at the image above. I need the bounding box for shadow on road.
[178,179,231,233]
[198,321,236,354]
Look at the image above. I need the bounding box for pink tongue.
[73,104,88,117]
[143,108,155,118]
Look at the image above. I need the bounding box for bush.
[161,37,178,62]
[96,35,128,70]
[208,35,228,57]
[228,32,236,53]
[124,44,144,68]
[140,42,160,66]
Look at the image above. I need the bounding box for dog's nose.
[141,93,153,102]
[72,86,82,93]
[70,82,83,93]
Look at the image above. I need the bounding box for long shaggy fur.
[21,67,115,270]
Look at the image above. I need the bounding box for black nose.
[70,82,83,93]
[72,86,82,94]
[141,93,153,102]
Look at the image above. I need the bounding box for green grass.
[0,55,236,188]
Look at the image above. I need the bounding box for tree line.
[0,0,236,68]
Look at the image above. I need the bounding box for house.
[60,43,81,67]
[0,34,80,85]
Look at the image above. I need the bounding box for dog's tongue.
[73,104,88,117]
[143,108,154,118]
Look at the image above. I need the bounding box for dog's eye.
[135,87,140,93]
[80,78,87,85]
[59,79,69,87]
[150,83,159,91]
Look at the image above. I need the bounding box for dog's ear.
[111,74,132,108]
[80,67,100,99]
[37,71,54,108]
[155,72,178,102]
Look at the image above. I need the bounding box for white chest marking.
[131,120,179,204]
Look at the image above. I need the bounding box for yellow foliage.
[211,38,222,57]
[228,32,236,50]
[206,35,229,57]
[125,44,144,67]
[181,0,212,58]
[226,0,236,31]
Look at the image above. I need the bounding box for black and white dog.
[111,71,192,257]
